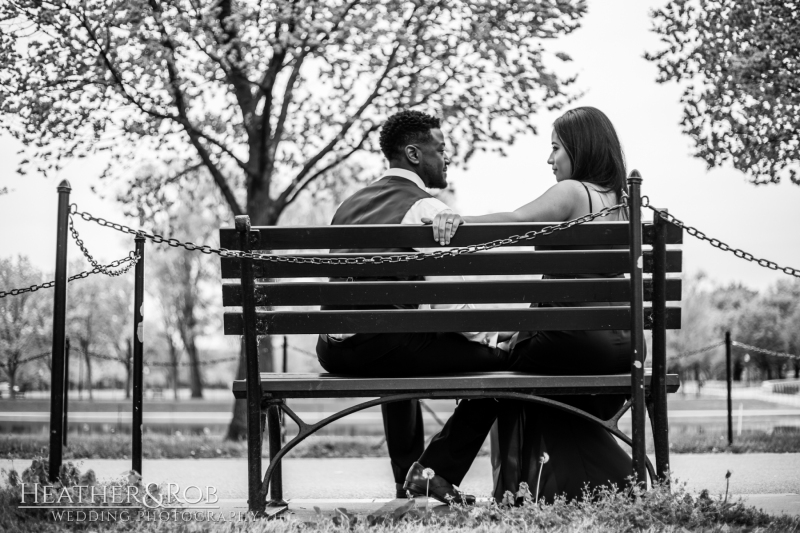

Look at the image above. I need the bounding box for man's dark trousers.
[317,331,508,485]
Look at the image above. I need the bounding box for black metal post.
[627,171,647,485]
[63,338,70,447]
[236,216,266,514]
[650,207,671,484]
[726,331,733,446]
[283,336,288,373]
[49,179,71,482]
[132,236,145,475]
[281,336,288,443]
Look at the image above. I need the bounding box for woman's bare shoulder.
[543,179,587,199]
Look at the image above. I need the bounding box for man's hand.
[421,210,464,245]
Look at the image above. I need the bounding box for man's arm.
[402,197,503,349]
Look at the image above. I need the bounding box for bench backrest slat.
[221,250,682,278]
[219,221,682,250]
[222,278,683,307]
[223,306,682,335]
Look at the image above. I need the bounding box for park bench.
[219,179,682,515]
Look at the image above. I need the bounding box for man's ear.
[404,145,420,165]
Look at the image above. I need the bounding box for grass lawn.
[2,428,800,461]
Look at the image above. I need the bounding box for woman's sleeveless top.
[537,181,627,308]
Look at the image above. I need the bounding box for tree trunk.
[7,363,17,400]
[167,334,180,401]
[186,337,203,399]
[226,341,248,441]
[81,343,94,401]
[226,336,273,440]
[733,358,744,381]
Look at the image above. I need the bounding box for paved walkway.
[3,455,799,517]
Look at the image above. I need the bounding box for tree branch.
[276,122,380,212]
[285,42,401,196]
[73,8,176,122]
[147,0,244,215]
[265,46,307,171]
[216,0,257,123]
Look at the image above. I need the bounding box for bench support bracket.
[258,391,655,510]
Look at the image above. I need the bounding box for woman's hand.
[422,210,463,245]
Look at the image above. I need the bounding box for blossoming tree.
[1,0,586,437]
[646,0,799,184]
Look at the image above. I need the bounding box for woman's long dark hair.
[553,107,628,198]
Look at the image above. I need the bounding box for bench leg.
[646,398,671,487]
[246,400,264,514]
[267,401,287,506]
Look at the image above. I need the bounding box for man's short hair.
[379,110,441,161]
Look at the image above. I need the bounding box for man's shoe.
[395,483,407,499]
[403,462,476,505]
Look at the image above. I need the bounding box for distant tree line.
[666,273,800,384]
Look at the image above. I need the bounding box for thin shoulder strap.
[580,181,593,213]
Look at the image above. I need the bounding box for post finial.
[627,169,642,185]
[57,180,72,193]
[235,215,251,232]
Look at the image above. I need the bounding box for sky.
[1,0,798,293]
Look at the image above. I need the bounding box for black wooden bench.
[220,178,682,515]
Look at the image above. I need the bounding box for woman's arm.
[430,180,586,245]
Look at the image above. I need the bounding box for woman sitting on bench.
[429,106,642,502]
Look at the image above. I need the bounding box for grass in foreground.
[0,434,390,460]
[2,458,798,532]
[2,429,800,461]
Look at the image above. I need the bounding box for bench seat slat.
[219,222,683,250]
[231,371,681,399]
[223,307,681,335]
[221,250,682,278]
[222,278,683,306]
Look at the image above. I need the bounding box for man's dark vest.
[327,175,434,310]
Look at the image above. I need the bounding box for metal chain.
[147,356,239,367]
[78,350,238,367]
[70,201,626,265]
[672,341,726,360]
[0,254,139,299]
[16,352,51,365]
[731,341,800,361]
[68,215,140,277]
[644,200,800,278]
[8,196,798,299]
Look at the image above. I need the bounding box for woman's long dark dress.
[491,183,643,503]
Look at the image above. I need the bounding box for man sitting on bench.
[316,110,511,503]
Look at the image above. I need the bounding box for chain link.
[671,340,800,361]
[15,352,51,365]
[0,254,139,299]
[672,341,727,360]
[70,202,626,265]
[76,350,238,367]
[731,341,800,361]
[69,215,140,277]
[646,204,800,278]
